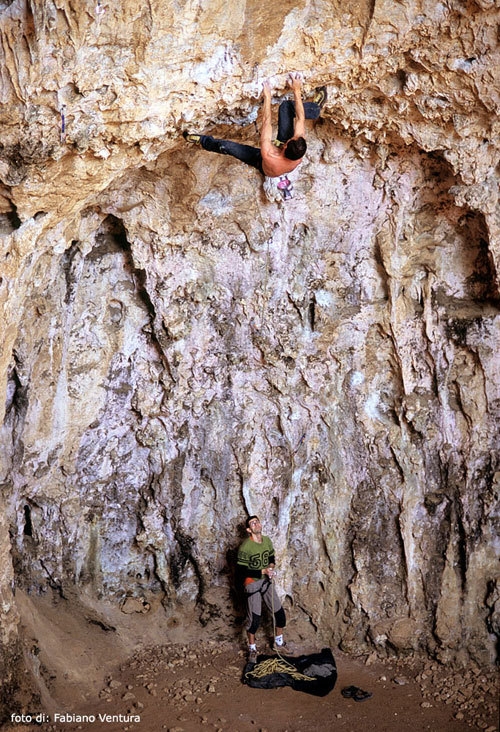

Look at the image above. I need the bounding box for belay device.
[277,175,293,200]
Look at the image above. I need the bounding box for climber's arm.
[260,81,274,156]
[290,73,305,138]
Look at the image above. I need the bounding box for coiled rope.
[244,655,314,682]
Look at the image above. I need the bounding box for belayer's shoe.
[312,86,327,108]
[248,647,258,664]
[183,131,201,144]
[272,638,293,652]
[341,685,373,702]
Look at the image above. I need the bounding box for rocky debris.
[128,641,226,709]
[112,639,228,714]
[417,660,498,721]
[392,676,410,685]
[96,641,233,729]
[95,640,500,731]
[374,654,499,731]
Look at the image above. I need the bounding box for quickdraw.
[60,104,66,143]
[277,175,293,201]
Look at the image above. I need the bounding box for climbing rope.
[244,655,313,683]
[244,577,313,683]
[270,575,283,656]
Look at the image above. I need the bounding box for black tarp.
[242,647,337,697]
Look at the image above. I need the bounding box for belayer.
[237,515,288,662]
[183,74,326,197]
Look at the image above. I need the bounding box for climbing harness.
[277,175,293,201]
[244,576,273,597]
[262,175,295,203]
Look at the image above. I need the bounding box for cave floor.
[8,592,498,732]
[63,643,494,732]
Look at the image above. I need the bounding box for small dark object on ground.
[341,685,373,702]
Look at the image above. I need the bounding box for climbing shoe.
[182,131,201,144]
[312,86,327,108]
[248,647,258,663]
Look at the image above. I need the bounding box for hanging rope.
[244,577,313,683]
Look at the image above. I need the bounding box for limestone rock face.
[0,0,499,711]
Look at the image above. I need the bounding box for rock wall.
[0,0,499,713]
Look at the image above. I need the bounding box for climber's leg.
[276,93,326,143]
[185,133,263,173]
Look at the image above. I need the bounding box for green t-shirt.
[237,536,275,579]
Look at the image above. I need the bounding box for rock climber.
[236,515,287,662]
[183,74,326,180]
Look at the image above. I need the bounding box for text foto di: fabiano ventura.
[53,713,141,723]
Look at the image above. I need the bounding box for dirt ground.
[4,591,498,732]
